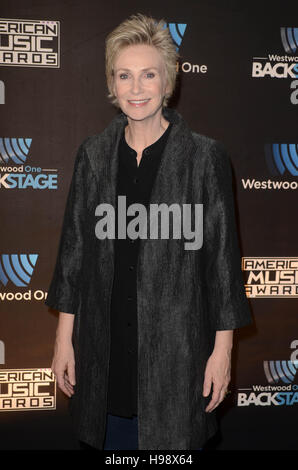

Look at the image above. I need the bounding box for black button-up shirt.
[107,122,173,418]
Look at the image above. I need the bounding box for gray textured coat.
[45,107,251,450]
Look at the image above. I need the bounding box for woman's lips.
[128,99,150,107]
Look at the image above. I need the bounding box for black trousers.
[103,413,138,450]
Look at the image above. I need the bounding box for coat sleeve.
[44,140,95,315]
[202,141,252,331]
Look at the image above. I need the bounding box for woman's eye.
[119,73,128,79]
[146,72,155,78]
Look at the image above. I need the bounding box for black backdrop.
[0,0,297,451]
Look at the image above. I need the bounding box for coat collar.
[104,107,197,204]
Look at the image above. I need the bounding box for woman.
[45,13,251,450]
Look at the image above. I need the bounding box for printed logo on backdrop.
[0,254,47,302]
[0,345,56,412]
[165,22,208,75]
[0,80,4,104]
[0,368,56,411]
[281,27,298,55]
[0,19,60,68]
[265,143,298,177]
[242,257,298,298]
[251,26,298,104]
[167,23,187,51]
[237,341,298,407]
[0,340,4,365]
[241,144,298,191]
[0,138,58,189]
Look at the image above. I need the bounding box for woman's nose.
[131,77,142,94]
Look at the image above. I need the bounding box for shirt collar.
[120,121,173,159]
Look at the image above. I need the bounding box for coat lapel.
[98,108,197,268]
[137,107,198,264]
[96,112,126,263]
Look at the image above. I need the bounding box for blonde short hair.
[105,13,179,107]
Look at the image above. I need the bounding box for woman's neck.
[125,111,169,153]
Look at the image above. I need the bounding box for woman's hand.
[51,312,76,398]
[51,339,76,398]
[202,330,233,413]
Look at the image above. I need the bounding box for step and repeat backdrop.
[0,0,297,450]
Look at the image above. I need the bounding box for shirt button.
[127,296,132,301]
[127,322,132,327]
[128,348,134,354]
[144,149,149,155]
[133,177,139,184]
[129,265,134,271]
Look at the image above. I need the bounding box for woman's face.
[112,44,170,122]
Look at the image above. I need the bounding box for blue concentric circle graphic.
[0,254,38,287]
[0,138,32,164]
[264,360,298,384]
[264,143,298,176]
[281,27,298,54]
